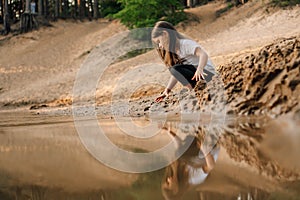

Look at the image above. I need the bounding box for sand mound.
[217,36,300,117]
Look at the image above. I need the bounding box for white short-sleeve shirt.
[186,146,220,185]
[178,39,216,74]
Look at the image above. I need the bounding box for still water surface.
[0,111,299,200]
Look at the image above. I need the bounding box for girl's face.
[152,31,169,50]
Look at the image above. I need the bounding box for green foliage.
[100,0,123,17]
[196,0,214,5]
[113,0,186,29]
[271,0,300,7]
[164,10,187,25]
[110,169,165,200]
[116,49,152,61]
[216,2,234,17]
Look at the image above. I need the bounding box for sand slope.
[0,0,299,115]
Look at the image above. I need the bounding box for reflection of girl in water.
[161,126,219,200]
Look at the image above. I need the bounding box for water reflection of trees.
[0,185,108,200]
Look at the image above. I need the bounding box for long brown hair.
[151,21,185,67]
[161,136,199,199]
[161,160,189,200]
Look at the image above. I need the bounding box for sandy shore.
[0,0,299,117]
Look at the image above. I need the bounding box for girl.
[151,21,216,102]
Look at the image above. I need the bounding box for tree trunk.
[79,0,85,20]
[59,0,62,16]
[18,0,23,20]
[25,0,30,12]
[0,0,3,23]
[43,0,48,17]
[20,0,38,33]
[54,0,59,19]
[20,12,38,32]
[93,0,98,19]
[88,0,93,19]
[63,0,68,18]
[3,0,10,34]
[74,0,78,18]
[38,0,43,15]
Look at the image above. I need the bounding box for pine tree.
[114,0,186,29]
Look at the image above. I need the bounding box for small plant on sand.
[271,0,300,7]
[216,2,235,17]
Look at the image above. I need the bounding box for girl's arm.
[155,76,178,102]
[201,145,216,173]
[166,76,178,92]
[202,153,215,173]
[192,47,208,81]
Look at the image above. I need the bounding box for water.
[0,111,299,200]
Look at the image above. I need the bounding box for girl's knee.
[169,67,177,76]
[169,64,182,76]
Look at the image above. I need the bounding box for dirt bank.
[1,0,300,116]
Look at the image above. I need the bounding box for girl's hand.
[155,89,170,102]
[155,93,167,102]
[192,68,206,81]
